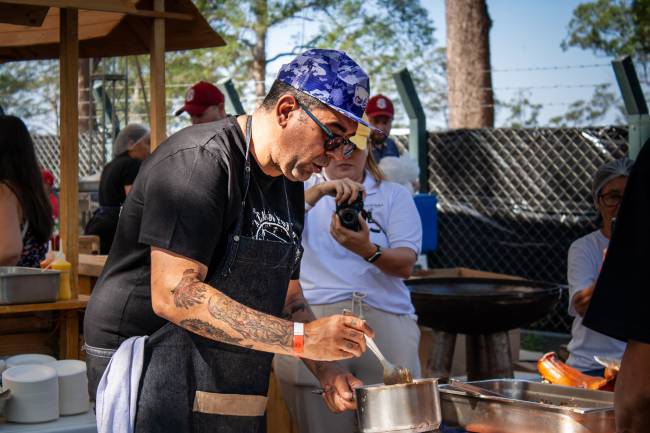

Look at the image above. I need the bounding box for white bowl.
[48,360,89,415]
[2,365,59,423]
[6,354,56,368]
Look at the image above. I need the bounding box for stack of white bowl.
[2,364,59,423]
[0,354,91,423]
[6,354,56,368]
[47,360,89,415]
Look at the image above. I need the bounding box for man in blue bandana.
[84,49,378,433]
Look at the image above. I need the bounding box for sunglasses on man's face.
[296,100,356,159]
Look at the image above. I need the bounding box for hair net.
[379,156,420,193]
[112,123,150,157]
[592,158,634,207]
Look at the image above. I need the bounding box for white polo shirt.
[299,173,422,316]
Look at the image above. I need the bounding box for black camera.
[336,192,366,231]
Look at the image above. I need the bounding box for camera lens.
[339,209,358,226]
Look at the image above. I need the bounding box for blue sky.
[266,0,623,128]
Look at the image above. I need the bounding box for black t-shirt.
[84,116,304,349]
[584,141,650,344]
[98,153,142,206]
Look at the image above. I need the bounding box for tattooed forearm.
[208,294,292,349]
[180,318,248,346]
[171,269,206,309]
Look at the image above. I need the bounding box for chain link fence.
[396,126,628,332]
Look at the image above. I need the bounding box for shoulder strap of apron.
[231,116,253,238]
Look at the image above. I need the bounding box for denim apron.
[133,116,302,432]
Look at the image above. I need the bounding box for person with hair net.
[85,123,150,254]
[566,158,633,373]
[584,142,650,433]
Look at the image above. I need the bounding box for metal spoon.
[365,335,413,385]
[594,355,621,371]
[446,379,507,399]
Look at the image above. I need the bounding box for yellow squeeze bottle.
[51,250,72,300]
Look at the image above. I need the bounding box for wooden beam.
[149,0,165,150]
[0,3,48,26]
[2,1,193,20]
[59,7,79,298]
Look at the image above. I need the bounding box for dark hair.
[0,115,53,243]
[260,80,330,112]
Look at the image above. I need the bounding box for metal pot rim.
[355,377,439,391]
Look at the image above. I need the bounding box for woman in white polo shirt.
[566,158,633,373]
[274,119,422,433]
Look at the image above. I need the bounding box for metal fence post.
[612,55,649,159]
[217,77,246,115]
[393,68,428,192]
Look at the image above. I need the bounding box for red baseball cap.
[174,81,225,116]
[365,94,394,119]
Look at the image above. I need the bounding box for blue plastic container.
[414,193,438,252]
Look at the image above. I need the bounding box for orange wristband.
[293,322,304,356]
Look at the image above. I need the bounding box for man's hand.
[317,363,363,412]
[303,314,374,361]
[573,283,596,317]
[330,214,375,259]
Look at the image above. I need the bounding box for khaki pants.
[274,301,421,433]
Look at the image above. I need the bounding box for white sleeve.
[385,184,422,254]
[566,239,598,317]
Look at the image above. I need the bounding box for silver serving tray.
[440,379,614,433]
[0,267,60,305]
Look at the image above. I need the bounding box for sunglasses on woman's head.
[295,100,356,159]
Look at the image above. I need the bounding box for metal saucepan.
[355,378,441,433]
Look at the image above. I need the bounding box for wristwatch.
[365,244,382,263]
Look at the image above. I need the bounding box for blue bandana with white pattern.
[277,49,372,128]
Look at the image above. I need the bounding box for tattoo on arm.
[208,294,292,349]
[171,269,206,309]
[180,318,249,347]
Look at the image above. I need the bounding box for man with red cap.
[174,81,227,125]
[366,94,400,162]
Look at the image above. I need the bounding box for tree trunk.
[78,58,91,133]
[446,0,494,128]
[252,0,268,104]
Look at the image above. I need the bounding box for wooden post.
[59,8,79,298]
[149,0,166,150]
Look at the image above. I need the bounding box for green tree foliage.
[558,0,643,125]
[499,90,543,129]
[0,61,59,133]
[549,84,624,126]
[1,0,439,133]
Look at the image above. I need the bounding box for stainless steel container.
[0,267,60,305]
[355,378,441,433]
[440,379,615,433]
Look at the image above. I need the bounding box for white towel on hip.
[96,336,148,433]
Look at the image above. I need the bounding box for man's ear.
[275,94,299,128]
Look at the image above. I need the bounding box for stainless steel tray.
[439,379,614,433]
[0,267,60,305]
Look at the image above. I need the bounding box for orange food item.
[537,352,611,390]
